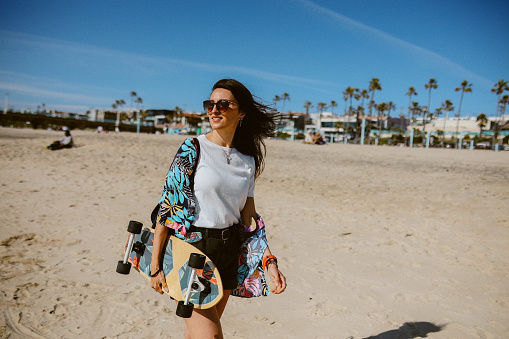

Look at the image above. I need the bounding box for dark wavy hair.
[212,78,278,178]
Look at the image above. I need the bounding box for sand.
[1,127,508,338]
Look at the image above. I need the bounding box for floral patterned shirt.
[157,137,270,297]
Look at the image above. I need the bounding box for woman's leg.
[215,290,231,319]
[183,290,231,339]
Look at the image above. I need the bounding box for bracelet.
[150,268,162,277]
[262,255,277,271]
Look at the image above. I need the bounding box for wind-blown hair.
[212,78,278,178]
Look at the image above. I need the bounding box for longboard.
[116,221,223,317]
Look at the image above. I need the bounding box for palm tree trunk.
[368,94,374,144]
[456,91,464,148]
[406,96,412,146]
[442,111,447,145]
[492,94,502,148]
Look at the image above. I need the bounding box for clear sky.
[1,0,508,117]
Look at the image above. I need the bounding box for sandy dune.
[1,127,508,338]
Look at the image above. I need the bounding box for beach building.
[276,112,310,140]
[143,110,206,134]
[412,115,509,139]
[305,112,390,142]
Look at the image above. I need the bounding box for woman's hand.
[150,269,168,294]
[151,223,169,294]
[266,263,286,294]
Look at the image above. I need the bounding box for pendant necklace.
[211,133,233,164]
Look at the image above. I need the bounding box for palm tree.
[355,89,369,141]
[130,91,137,117]
[343,87,356,115]
[368,78,382,143]
[369,78,382,117]
[476,113,488,137]
[303,101,313,129]
[113,100,123,128]
[410,102,421,119]
[405,87,417,144]
[135,96,143,130]
[116,99,127,127]
[498,95,509,138]
[440,99,454,144]
[343,87,356,134]
[386,101,395,129]
[281,93,290,113]
[330,100,337,114]
[375,102,388,138]
[342,89,348,116]
[431,107,442,136]
[135,96,143,108]
[409,101,422,144]
[491,79,509,146]
[454,80,473,147]
[317,102,328,113]
[303,101,313,114]
[406,87,417,118]
[501,94,509,117]
[354,105,365,141]
[316,102,328,130]
[357,89,369,109]
[273,95,280,111]
[424,78,438,134]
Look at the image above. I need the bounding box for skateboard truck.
[132,241,146,255]
[116,220,144,275]
[176,253,206,318]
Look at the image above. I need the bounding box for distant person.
[304,131,313,144]
[313,131,326,145]
[46,130,74,150]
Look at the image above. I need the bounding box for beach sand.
[1,127,508,338]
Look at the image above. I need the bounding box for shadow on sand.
[364,322,445,339]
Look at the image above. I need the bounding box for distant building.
[305,112,363,142]
[414,115,509,138]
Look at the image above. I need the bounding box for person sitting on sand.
[313,131,326,145]
[46,130,74,150]
[304,131,314,144]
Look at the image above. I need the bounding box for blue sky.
[1,0,508,117]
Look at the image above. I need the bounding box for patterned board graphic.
[178,260,219,305]
[124,228,223,309]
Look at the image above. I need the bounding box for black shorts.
[188,225,240,290]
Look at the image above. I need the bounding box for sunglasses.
[203,99,238,113]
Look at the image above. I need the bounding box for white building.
[413,114,509,139]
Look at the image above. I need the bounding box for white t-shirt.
[60,136,72,145]
[193,134,255,229]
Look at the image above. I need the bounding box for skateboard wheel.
[127,220,143,234]
[176,300,194,318]
[188,253,206,269]
[116,260,131,274]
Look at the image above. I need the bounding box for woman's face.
[207,88,245,134]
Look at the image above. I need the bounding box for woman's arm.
[241,197,287,294]
[240,197,257,229]
[150,222,169,294]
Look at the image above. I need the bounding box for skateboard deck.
[119,225,223,310]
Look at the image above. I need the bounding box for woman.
[150,79,286,338]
